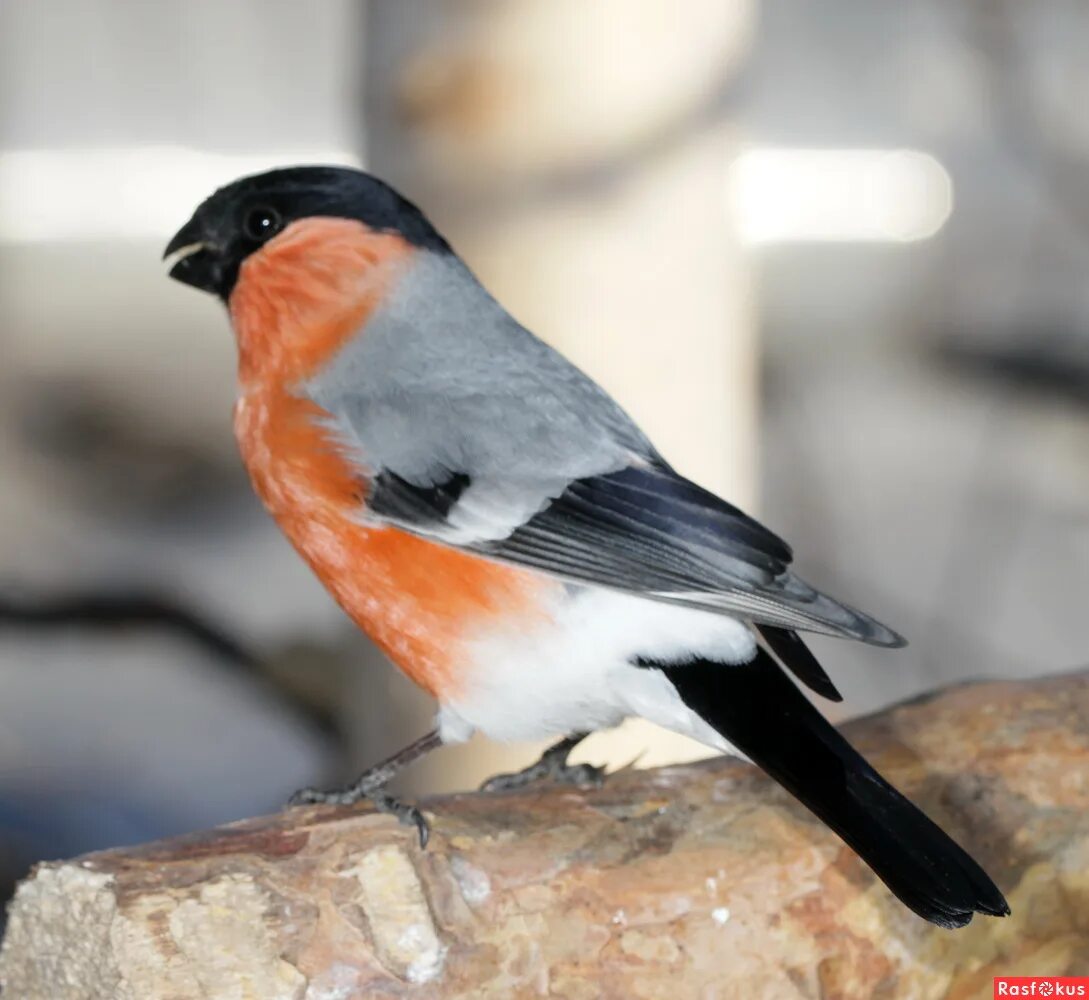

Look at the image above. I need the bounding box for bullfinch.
[165,166,1009,928]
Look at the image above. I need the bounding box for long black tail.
[651,649,1009,928]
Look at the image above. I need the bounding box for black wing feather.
[368,469,472,523]
[757,625,843,702]
[365,462,904,646]
[484,465,791,589]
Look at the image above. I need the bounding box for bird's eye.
[242,205,283,242]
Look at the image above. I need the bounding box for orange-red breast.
[165,166,1008,928]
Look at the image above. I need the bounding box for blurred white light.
[0,145,952,248]
[729,147,953,245]
[0,146,362,243]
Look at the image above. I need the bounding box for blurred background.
[1,0,1087,910]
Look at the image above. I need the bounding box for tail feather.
[652,649,1009,928]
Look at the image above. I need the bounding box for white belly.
[436,585,757,748]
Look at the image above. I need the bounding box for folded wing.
[366,461,904,647]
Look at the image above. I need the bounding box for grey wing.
[303,253,902,645]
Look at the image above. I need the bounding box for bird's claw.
[555,761,606,788]
[481,757,605,793]
[288,783,431,847]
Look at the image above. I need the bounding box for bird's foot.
[480,735,605,793]
[289,780,430,847]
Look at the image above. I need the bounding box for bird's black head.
[164,166,450,300]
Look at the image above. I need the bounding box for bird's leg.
[289,729,443,847]
[480,732,604,793]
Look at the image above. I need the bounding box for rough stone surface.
[3,671,1088,999]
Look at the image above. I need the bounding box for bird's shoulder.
[303,252,659,482]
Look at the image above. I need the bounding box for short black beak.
[164,217,223,295]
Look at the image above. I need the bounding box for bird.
[164,165,1009,928]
